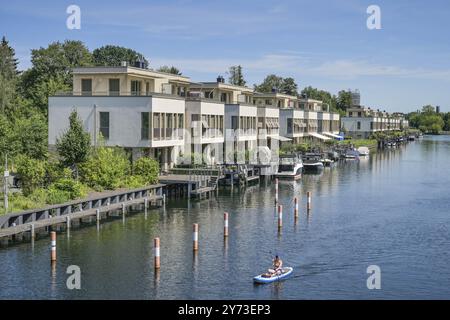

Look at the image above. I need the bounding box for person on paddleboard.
[268,255,283,275]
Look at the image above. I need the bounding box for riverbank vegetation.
[407,105,450,134]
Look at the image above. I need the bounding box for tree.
[336,90,353,112]
[14,109,48,160]
[15,155,47,195]
[19,40,92,113]
[281,77,298,96]
[254,74,284,93]
[56,110,91,178]
[228,65,246,86]
[80,147,130,191]
[0,36,19,79]
[157,65,182,75]
[421,105,435,114]
[93,45,148,67]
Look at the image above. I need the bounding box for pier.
[0,185,164,240]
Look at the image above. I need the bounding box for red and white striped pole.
[275,178,279,204]
[193,223,199,251]
[277,205,283,229]
[50,231,56,262]
[154,237,160,269]
[294,197,299,220]
[307,191,312,211]
[224,212,229,237]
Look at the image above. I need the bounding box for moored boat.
[275,154,303,180]
[302,153,324,171]
[357,146,370,156]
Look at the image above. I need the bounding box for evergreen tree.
[228,65,246,86]
[56,110,91,178]
[0,36,19,79]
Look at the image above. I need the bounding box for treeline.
[407,105,450,134]
[0,37,161,214]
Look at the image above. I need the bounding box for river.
[0,135,449,299]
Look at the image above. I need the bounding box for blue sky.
[1,0,449,112]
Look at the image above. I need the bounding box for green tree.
[80,147,130,191]
[0,114,15,161]
[254,74,284,93]
[56,110,91,178]
[14,109,48,160]
[422,105,435,114]
[228,65,246,86]
[157,65,182,75]
[133,156,159,184]
[93,45,148,67]
[336,90,352,112]
[15,155,47,195]
[19,40,92,113]
[281,77,298,96]
[0,36,19,79]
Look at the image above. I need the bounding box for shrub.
[80,147,130,191]
[50,178,88,199]
[133,157,159,184]
[15,155,47,195]
[122,175,146,189]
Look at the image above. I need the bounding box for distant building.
[436,106,440,113]
[350,89,360,107]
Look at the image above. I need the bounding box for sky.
[1,0,449,112]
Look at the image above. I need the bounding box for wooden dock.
[0,185,164,240]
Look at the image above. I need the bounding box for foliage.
[228,65,246,86]
[80,147,130,191]
[56,110,91,177]
[93,45,148,67]
[15,155,47,195]
[13,109,48,159]
[49,178,88,200]
[281,77,298,96]
[122,175,147,189]
[336,90,353,112]
[254,74,298,95]
[133,157,159,184]
[157,65,182,75]
[0,36,19,79]
[406,105,446,134]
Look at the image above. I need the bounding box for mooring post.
[224,212,229,238]
[163,194,166,206]
[50,231,56,262]
[294,197,299,222]
[307,191,312,211]
[122,203,126,215]
[275,178,279,204]
[30,224,35,240]
[278,205,283,229]
[96,209,100,222]
[154,237,160,269]
[193,223,199,251]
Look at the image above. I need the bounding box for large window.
[109,79,120,96]
[141,112,149,140]
[99,112,110,139]
[131,80,141,96]
[153,113,161,140]
[231,116,238,130]
[81,79,92,96]
[357,121,361,130]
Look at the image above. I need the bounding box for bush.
[123,175,146,189]
[80,147,130,191]
[15,155,47,195]
[50,178,88,199]
[133,157,159,185]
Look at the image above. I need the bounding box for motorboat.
[344,149,359,159]
[357,147,370,156]
[302,153,324,171]
[275,154,303,180]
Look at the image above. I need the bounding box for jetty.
[0,185,164,241]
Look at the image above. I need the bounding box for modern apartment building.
[48,65,190,171]
[341,106,408,139]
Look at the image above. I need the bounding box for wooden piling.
[224,212,229,237]
[193,223,199,251]
[96,209,100,222]
[154,237,160,269]
[30,224,35,240]
[50,231,56,262]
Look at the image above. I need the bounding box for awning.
[271,135,292,142]
[309,132,331,141]
[322,132,343,140]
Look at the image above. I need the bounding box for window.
[357,121,361,130]
[204,91,213,99]
[287,118,293,134]
[370,122,374,130]
[99,112,110,139]
[109,79,120,96]
[220,92,227,102]
[131,80,141,96]
[81,79,92,96]
[153,113,161,140]
[358,112,362,117]
[231,116,238,130]
[141,112,149,140]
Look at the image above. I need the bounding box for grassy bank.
[339,139,378,150]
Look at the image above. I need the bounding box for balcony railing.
[54,91,185,99]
